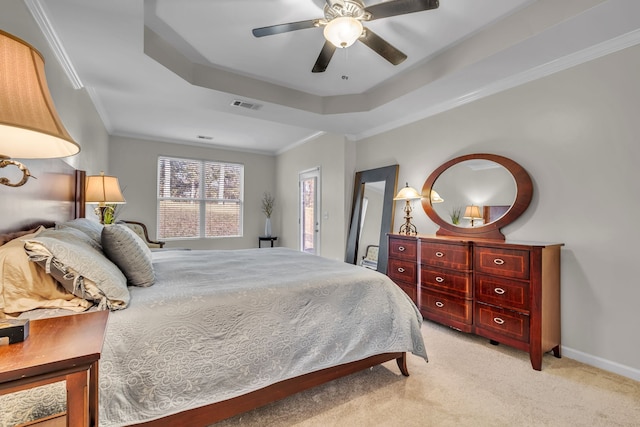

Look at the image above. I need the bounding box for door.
[299,168,320,254]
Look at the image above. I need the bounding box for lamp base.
[398,201,417,236]
[398,221,417,236]
[94,205,115,225]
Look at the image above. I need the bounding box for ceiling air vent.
[231,99,262,110]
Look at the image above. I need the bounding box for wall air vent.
[231,99,262,110]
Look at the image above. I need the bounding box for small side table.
[258,236,278,248]
[0,310,109,427]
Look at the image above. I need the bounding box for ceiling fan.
[252,0,440,73]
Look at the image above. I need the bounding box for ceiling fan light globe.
[323,17,363,48]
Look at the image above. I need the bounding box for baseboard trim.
[562,346,640,382]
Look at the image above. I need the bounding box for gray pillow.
[24,227,129,310]
[102,224,155,287]
[56,218,104,250]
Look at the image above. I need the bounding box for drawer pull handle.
[435,301,444,308]
[398,246,406,252]
[493,258,505,265]
[493,287,505,295]
[435,251,444,258]
[397,267,405,273]
[493,317,505,325]
[435,276,444,283]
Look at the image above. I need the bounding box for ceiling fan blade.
[312,41,337,73]
[359,28,407,65]
[252,20,318,38]
[365,0,439,21]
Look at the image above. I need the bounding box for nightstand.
[258,236,278,248]
[0,310,109,427]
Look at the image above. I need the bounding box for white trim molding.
[25,0,83,90]
[562,346,640,382]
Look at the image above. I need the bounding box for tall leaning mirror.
[345,164,399,274]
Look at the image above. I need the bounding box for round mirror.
[421,154,532,240]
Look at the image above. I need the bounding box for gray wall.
[275,133,353,261]
[354,44,640,380]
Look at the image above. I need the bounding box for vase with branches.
[262,192,275,237]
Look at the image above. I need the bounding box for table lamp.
[85,172,126,224]
[394,183,422,235]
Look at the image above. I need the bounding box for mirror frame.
[346,164,399,274]
[421,153,532,240]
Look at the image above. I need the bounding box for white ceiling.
[27,0,640,154]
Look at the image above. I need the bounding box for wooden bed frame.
[2,160,411,427]
[20,353,407,427]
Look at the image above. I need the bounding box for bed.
[0,162,427,427]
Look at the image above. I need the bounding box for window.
[157,156,243,239]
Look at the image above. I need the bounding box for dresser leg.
[530,350,543,371]
[552,345,561,359]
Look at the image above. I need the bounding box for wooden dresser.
[387,233,563,371]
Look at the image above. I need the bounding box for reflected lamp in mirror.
[430,190,444,203]
[0,30,80,187]
[394,183,422,235]
[85,172,126,224]
[464,205,483,227]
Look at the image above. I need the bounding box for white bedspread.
[2,248,427,427]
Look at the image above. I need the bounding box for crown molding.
[355,26,640,141]
[25,0,83,90]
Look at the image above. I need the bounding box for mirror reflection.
[431,160,517,228]
[357,182,385,269]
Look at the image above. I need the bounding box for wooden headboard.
[0,159,84,235]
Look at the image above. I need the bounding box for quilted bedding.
[1,247,427,427]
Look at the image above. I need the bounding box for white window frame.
[157,156,244,240]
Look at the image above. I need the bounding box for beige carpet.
[213,321,640,427]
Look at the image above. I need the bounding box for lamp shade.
[85,173,126,205]
[430,190,444,203]
[394,183,422,201]
[0,30,80,159]
[323,17,363,48]
[463,205,482,219]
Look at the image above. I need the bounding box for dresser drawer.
[388,258,417,284]
[393,280,417,304]
[388,237,417,260]
[421,266,472,298]
[419,289,472,325]
[475,273,530,312]
[420,241,471,270]
[475,302,530,343]
[475,246,529,280]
